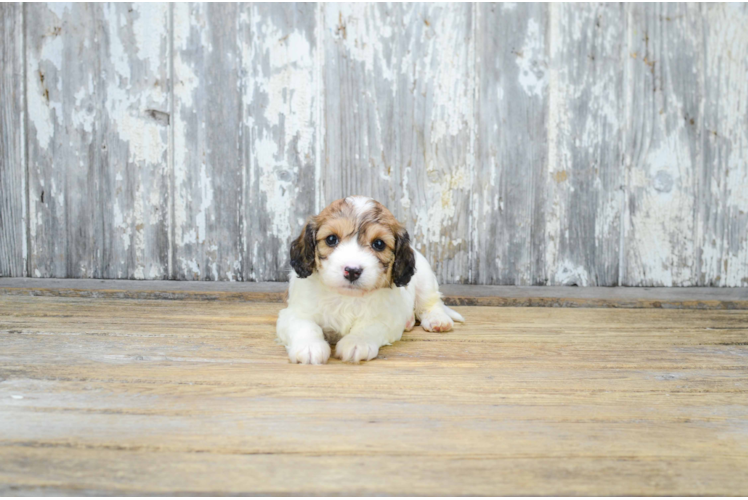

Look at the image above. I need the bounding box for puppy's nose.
[344,266,363,282]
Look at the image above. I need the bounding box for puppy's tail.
[444,305,465,323]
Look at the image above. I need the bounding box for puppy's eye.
[325,234,339,247]
[372,239,386,251]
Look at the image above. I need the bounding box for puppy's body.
[277,196,463,364]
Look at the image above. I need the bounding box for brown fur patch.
[315,217,356,264]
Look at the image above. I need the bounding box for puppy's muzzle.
[344,266,363,282]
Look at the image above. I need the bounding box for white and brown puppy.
[277,196,464,364]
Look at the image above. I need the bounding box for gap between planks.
[0,278,746,309]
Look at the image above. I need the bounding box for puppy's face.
[289,196,416,295]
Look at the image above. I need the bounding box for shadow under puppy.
[277,196,464,364]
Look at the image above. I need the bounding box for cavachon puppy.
[277,195,464,364]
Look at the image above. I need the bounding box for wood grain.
[545,3,625,286]
[622,4,703,286]
[322,3,474,283]
[172,3,243,281]
[699,3,748,286]
[243,3,319,282]
[473,3,548,285]
[25,4,171,279]
[0,3,25,277]
[98,4,171,280]
[1,295,747,495]
[26,3,96,278]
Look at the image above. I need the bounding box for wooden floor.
[1,294,747,495]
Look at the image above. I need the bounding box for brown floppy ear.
[392,228,416,287]
[289,219,317,278]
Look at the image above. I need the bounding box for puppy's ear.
[290,219,317,278]
[392,228,416,287]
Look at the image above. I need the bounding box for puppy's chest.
[314,298,364,337]
[313,290,408,338]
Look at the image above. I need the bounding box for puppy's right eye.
[325,235,339,247]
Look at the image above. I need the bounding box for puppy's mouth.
[337,282,375,297]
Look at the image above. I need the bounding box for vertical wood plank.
[0,3,26,277]
[472,3,549,285]
[322,3,474,284]
[98,4,171,279]
[172,3,243,280]
[545,4,625,286]
[26,3,97,278]
[242,3,318,282]
[25,3,170,279]
[621,4,704,286]
[699,3,748,286]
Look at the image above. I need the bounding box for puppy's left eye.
[372,239,386,251]
[325,235,339,247]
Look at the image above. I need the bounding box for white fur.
[318,238,381,295]
[345,195,374,216]
[277,248,464,364]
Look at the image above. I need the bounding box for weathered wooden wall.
[0,3,746,286]
[0,3,25,278]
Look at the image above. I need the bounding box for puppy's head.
[290,196,416,294]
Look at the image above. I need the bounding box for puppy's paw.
[287,339,331,365]
[404,314,416,332]
[335,336,379,363]
[419,306,454,332]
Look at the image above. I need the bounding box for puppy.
[276,196,464,364]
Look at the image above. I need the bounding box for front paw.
[287,339,331,365]
[334,336,379,363]
[404,314,416,332]
[419,306,454,332]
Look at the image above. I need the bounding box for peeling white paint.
[314,2,325,212]
[415,165,469,246]
[70,81,95,134]
[99,4,170,278]
[254,136,294,244]
[327,4,395,85]
[225,260,241,282]
[516,19,547,98]
[554,260,590,286]
[50,178,63,209]
[27,25,63,151]
[426,4,474,144]
[104,4,131,82]
[172,4,200,260]
[19,3,28,276]
[247,6,318,261]
[545,4,563,281]
[251,16,314,157]
[195,163,214,244]
[545,4,625,285]
[44,3,68,19]
[104,5,168,167]
[629,133,696,286]
[180,257,200,278]
[700,3,748,286]
[400,167,411,210]
[113,200,130,252]
[132,4,166,67]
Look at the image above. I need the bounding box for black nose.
[344,266,363,282]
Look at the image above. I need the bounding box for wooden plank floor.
[1,295,747,495]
